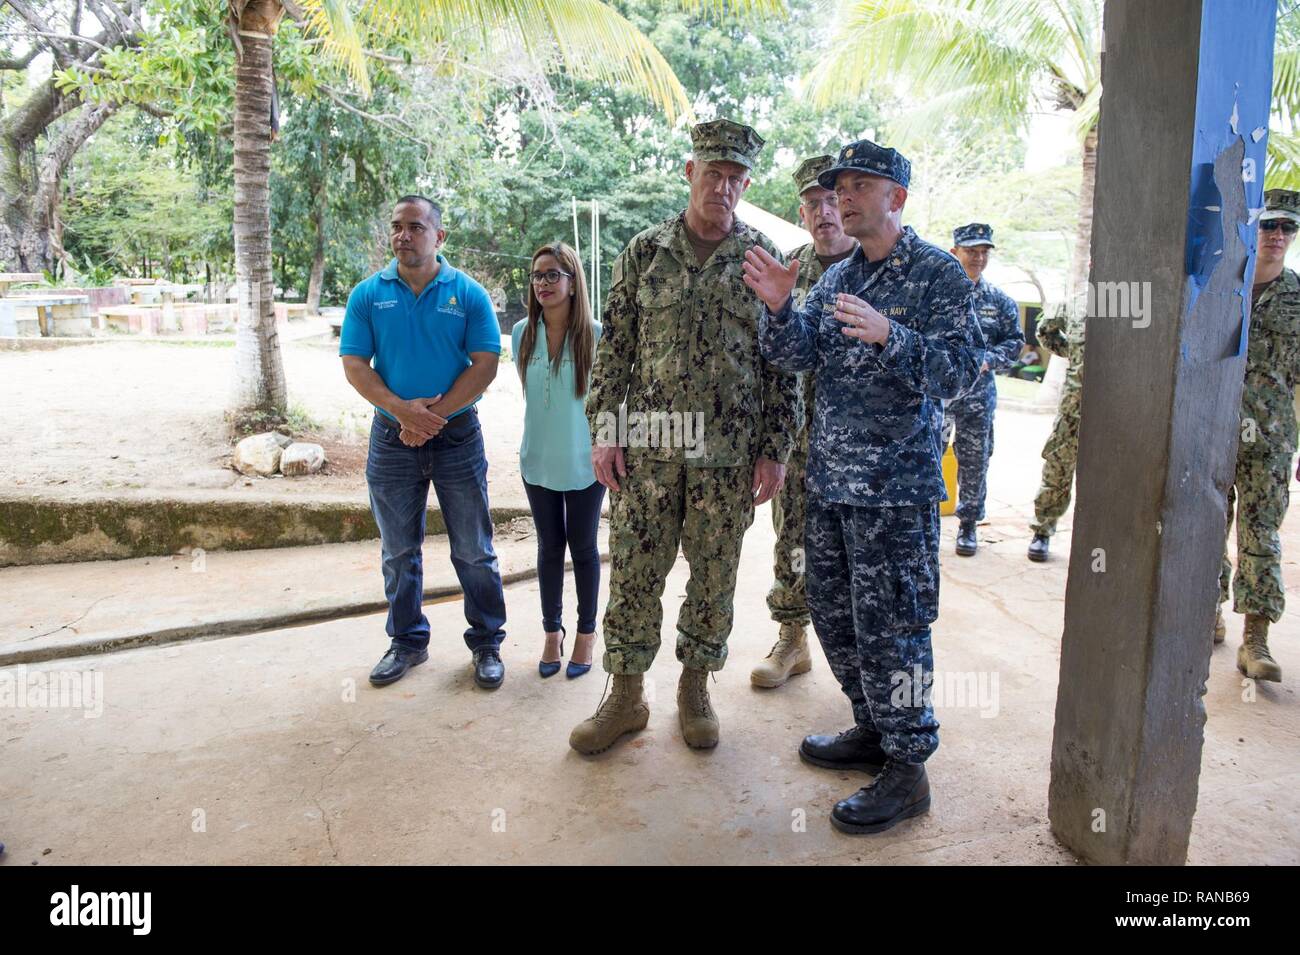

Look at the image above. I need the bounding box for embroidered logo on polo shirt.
[375,300,397,310]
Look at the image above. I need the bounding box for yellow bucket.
[940,442,959,516]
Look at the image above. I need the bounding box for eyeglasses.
[801,195,839,210]
[1260,219,1298,234]
[529,269,573,285]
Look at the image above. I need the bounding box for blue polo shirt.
[340,255,500,421]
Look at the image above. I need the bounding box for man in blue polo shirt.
[340,194,508,690]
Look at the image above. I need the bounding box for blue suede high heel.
[566,631,594,679]
[539,627,565,678]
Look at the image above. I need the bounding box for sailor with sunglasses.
[1217,187,1300,682]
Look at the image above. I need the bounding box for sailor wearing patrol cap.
[744,136,984,835]
[943,223,1024,557]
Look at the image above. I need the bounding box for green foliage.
[269,93,425,304]
[452,0,884,308]
[62,114,231,281]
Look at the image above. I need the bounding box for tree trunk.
[306,181,326,315]
[1036,125,1098,409]
[229,10,288,416]
[1071,126,1098,300]
[0,86,116,274]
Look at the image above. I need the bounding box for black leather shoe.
[799,725,887,774]
[1027,533,1050,562]
[473,647,505,689]
[831,761,931,834]
[369,646,429,687]
[955,520,978,556]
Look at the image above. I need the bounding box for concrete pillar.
[1047,0,1276,864]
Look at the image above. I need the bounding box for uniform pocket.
[634,284,683,382]
[884,505,940,630]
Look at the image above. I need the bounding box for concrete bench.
[6,294,92,337]
[274,302,309,324]
[0,272,44,298]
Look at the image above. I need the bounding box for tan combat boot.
[568,673,650,755]
[1214,606,1226,645]
[1237,614,1282,682]
[677,667,719,749]
[751,622,813,688]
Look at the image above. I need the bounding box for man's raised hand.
[742,246,800,312]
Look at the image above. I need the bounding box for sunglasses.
[1260,219,1298,234]
[529,269,573,285]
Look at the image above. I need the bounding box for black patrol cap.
[953,223,995,248]
[818,138,911,190]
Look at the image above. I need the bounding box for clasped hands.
[394,395,447,447]
[740,246,891,345]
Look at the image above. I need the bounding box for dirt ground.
[0,337,525,506]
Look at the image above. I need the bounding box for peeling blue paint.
[1185,1,1275,355]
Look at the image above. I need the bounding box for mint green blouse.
[511,318,602,491]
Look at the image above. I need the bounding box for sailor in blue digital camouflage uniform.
[744,139,983,835]
[943,224,1024,557]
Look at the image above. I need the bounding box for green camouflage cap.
[1261,188,1300,222]
[690,119,764,169]
[793,155,835,195]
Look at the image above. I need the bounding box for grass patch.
[227,402,322,439]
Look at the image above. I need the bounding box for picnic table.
[0,272,44,297]
[5,293,92,336]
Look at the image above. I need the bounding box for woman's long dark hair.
[517,242,596,398]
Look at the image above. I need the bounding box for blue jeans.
[365,409,506,653]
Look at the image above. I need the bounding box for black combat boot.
[799,724,887,773]
[831,760,931,834]
[1027,533,1050,562]
[955,520,978,556]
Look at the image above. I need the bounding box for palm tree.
[806,0,1300,405]
[1266,11,1300,189]
[226,0,783,416]
[805,0,1102,305]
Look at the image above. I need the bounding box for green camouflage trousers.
[768,419,810,627]
[1219,450,1292,622]
[601,459,756,674]
[1030,365,1082,538]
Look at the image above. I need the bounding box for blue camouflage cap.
[818,138,911,190]
[953,222,995,248]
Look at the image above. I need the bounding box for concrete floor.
[2,408,1298,865]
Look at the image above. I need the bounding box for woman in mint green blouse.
[512,242,605,679]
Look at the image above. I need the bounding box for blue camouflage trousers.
[806,496,941,764]
[943,378,996,523]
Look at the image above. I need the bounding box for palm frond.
[1267,128,1300,191]
[806,0,1098,137]
[299,0,370,93]
[301,0,795,122]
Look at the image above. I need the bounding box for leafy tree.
[62,113,229,281]
[0,0,155,272]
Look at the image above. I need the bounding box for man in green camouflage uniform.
[569,120,800,754]
[1027,297,1085,562]
[1216,187,1300,682]
[752,154,858,689]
